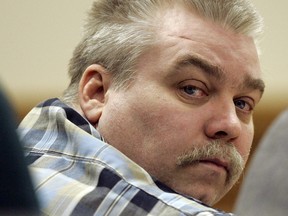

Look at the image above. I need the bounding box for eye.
[181,85,207,98]
[234,99,253,112]
[177,80,209,103]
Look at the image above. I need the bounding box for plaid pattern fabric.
[18,98,234,216]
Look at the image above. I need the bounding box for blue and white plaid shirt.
[18,98,234,216]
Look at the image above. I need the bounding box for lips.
[198,158,230,173]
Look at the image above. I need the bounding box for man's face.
[97,6,264,205]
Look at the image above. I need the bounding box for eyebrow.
[173,54,265,95]
[175,54,224,81]
[242,75,265,95]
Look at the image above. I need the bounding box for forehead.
[148,4,262,78]
[133,4,264,94]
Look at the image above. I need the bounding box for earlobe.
[79,64,111,124]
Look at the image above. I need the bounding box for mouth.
[198,158,229,173]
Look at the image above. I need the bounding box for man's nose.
[204,101,241,142]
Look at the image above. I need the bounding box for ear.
[79,64,111,125]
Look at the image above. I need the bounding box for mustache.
[176,140,245,184]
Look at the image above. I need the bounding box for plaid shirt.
[18,98,234,216]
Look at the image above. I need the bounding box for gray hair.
[62,0,263,104]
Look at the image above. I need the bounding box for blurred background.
[1,0,287,212]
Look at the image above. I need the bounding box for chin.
[197,194,218,206]
[182,187,225,206]
[203,189,231,206]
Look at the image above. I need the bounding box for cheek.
[238,124,254,162]
[138,104,202,148]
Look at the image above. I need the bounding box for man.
[18,0,265,215]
